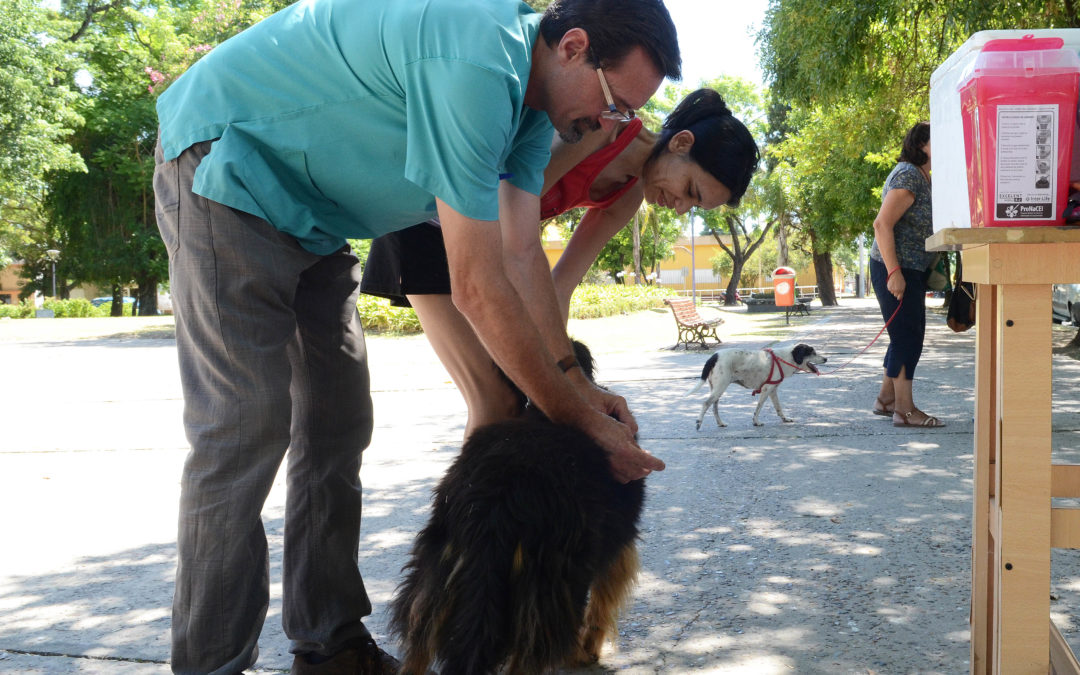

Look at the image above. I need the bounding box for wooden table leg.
[971,282,997,674]
[994,283,1053,672]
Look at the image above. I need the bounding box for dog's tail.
[390,507,516,675]
[687,352,718,396]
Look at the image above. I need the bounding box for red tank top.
[539,118,643,220]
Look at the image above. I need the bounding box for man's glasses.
[596,66,635,122]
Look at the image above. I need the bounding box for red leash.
[818,297,904,376]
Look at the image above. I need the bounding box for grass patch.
[568,284,670,320]
[360,284,672,334]
[1,285,674,336]
[0,298,138,318]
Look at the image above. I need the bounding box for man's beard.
[558,117,600,144]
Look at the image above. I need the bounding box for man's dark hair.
[898,122,930,166]
[539,0,681,81]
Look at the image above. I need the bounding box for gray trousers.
[154,140,374,674]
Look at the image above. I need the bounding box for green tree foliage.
[46,0,160,311]
[685,76,772,305]
[0,0,84,270]
[589,203,682,282]
[758,0,1080,305]
[761,0,1079,109]
[711,227,812,288]
[38,0,292,313]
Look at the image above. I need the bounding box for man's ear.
[556,27,590,65]
[667,129,696,155]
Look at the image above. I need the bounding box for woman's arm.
[551,184,644,322]
[872,187,915,300]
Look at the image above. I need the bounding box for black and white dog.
[688,343,827,428]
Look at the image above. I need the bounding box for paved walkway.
[3,300,1080,673]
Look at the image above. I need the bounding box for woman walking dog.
[869,121,945,428]
[362,88,759,438]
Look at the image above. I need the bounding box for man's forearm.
[502,238,577,362]
[438,199,584,425]
[451,261,585,424]
[496,181,577,366]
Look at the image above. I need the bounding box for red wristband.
[887,267,900,278]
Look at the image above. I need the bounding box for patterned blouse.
[870,162,934,271]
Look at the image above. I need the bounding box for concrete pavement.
[4,299,1080,673]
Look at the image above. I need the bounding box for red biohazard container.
[959,34,1080,226]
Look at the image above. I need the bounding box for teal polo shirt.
[156,0,553,255]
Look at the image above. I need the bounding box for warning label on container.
[994,104,1057,220]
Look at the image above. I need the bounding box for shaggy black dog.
[389,344,644,675]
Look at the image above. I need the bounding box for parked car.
[1052,284,1080,326]
[90,296,135,308]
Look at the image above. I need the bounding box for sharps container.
[959,34,1080,226]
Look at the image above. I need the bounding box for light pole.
[688,209,698,304]
[673,244,698,304]
[45,249,60,298]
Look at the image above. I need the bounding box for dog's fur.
[688,343,827,428]
[390,343,643,675]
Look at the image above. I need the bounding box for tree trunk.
[725,261,744,305]
[651,221,661,282]
[813,252,838,306]
[136,279,158,316]
[776,221,789,267]
[110,285,124,317]
[632,212,642,285]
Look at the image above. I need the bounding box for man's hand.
[578,410,664,483]
[565,368,662,482]
[568,367,638,433]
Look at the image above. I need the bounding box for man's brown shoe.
[291,636,401,674]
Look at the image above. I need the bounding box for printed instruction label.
[995,104,1058,220]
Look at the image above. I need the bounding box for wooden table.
[927,227,1080,674]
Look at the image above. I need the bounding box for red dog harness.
[752,348,818,396]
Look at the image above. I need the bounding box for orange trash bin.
[773,266,796,307]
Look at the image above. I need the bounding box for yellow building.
[0,264,24,305]
[0,263,106,304]
[541,232,827,297]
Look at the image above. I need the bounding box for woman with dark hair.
[869,121,945,428]
[362,88,759,437]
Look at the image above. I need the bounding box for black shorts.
[360,222,451,308]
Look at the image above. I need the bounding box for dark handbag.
[947,282,976,332]
[924,252,948,292]
[945,252,974,332]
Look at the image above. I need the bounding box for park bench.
[744,293,813,321]
[788,295,813,319]
[664,297,723,349]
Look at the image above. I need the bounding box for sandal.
[872,396,894,417]
[892,410,946,428]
